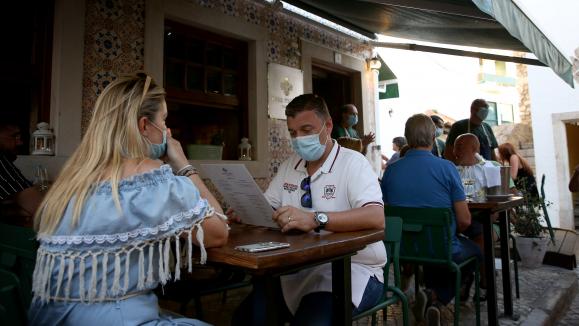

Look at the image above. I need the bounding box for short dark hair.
[471,99,488,111]
[285,94,331,120]
[392,136,407,148]
[0,115,21,132]
[430,115,444,125]
[340,104,354,114]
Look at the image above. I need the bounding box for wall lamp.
[367,56,381,71]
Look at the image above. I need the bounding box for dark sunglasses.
[300,176,312,208]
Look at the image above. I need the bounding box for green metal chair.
[386,206,480,326]
[352,216,409,326]
[0,222,38,309]
[0,268,27,325]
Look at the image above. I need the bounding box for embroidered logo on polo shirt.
[323,185,336,199]
[283,182,298,193]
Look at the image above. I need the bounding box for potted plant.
[512,188,551,268]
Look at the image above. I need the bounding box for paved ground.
[158,255,578,326]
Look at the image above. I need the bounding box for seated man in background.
[453,133,513,300]
[0,120,44,219]
[381,114,481,325]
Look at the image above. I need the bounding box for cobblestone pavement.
[554,250,579,326]
[159,260,577,326]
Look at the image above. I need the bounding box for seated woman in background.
[498,142,539,199]
[29,73,229,325]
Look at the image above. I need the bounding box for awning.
[284,0,574,87]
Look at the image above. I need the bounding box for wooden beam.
[372,41,546,66]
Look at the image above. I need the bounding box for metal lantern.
[31,122,55,156]
[238,137,252,161]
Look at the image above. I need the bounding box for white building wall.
[528,65,579,229]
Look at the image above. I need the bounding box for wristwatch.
[314,212,329,232]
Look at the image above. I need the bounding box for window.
[164,21,248,160]
[484,101,498,127]
[498,103,515,124]
[1,1,53,155]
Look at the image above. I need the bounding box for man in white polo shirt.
[233,94,386,325]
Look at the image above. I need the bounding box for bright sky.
[517,0,579,59]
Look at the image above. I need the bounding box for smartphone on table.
[234,241,290,253]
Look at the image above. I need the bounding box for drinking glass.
[460,166,475,201]
[34,165,49,192]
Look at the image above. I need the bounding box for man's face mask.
[435,128,443,138]
[476,107,489,121]
[146,121,167,159]
[347,114,358,127]
[291,124,329,162]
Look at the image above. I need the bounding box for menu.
[200,164,278,229]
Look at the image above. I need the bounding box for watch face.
[317,213,328,224]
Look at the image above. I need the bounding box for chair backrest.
[0,223,37,308]
[385,206,454,266]
[0,268,27,325]
[540,174,555,244]
[384,216,402,288]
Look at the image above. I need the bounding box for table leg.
[332,256,352,325]
[481,212,499,326]
[498,211,514,316]
[252,276,278,326]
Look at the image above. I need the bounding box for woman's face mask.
[146,121,167,159]
[476,107,489,121]
[347,114,358,127]
[291,124,329,162]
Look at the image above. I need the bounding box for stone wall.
[517,63,532,125]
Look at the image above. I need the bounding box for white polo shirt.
[264,140,386,314]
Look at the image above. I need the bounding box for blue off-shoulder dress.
[28,165,215,325]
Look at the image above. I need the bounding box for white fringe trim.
[32,210,212,304]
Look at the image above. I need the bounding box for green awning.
[284,0,574,87]
[377,55,399,99]
[471,0,573,87]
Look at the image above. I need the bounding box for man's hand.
[225,208,241,224]
[272,206,317,233]
[361,132,376,147]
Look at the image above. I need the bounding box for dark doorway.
[311,64,354,125]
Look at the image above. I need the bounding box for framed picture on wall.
[268,63,304,120]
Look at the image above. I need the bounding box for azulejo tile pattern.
[82,0,144,132]
[81,0,372,186]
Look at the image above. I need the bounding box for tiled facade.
[80,0,372,188]
[81,0,145,132]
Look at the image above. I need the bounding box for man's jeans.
[423,237,483,305]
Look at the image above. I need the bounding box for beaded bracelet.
[176,164,198,177]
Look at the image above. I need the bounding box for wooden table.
[469,196,524,326]
[206,224,384,326]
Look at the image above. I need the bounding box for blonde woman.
[28,73,228,325]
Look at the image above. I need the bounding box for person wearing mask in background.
[444,99,498,163]
[0,119,44,219]
[384,137,406,170]
[430,115,446,158]
[233,94,386,325]
[332,104,375,154]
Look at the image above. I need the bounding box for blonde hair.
[35,73,166,234]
